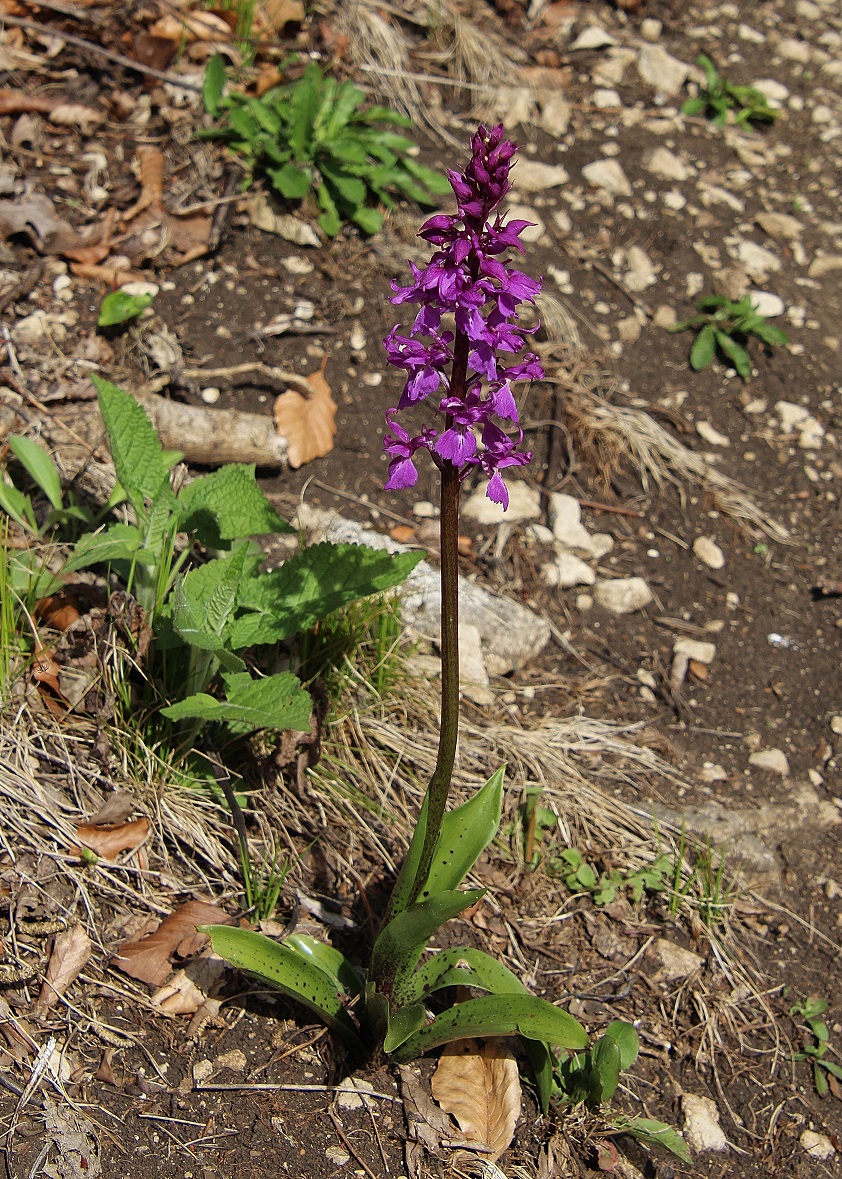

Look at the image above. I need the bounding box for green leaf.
[0,477,36,531]
[6,550,62,598]
[8,436,63,511]
[316,181,341,237]
[604,1020,639,1069]
[714,330,752,378]
[383,1003,426,1054]
[354,105,412,127]
[177,465,291,545]
[288,63,321,159]
[283,933,363,996]
[820,1060,842,1081]
[199,925,361,1044]
[319,163,366,207]
[349,205,383,236]
[750,321,789,348]
[160,670,312,734]
[681,97,707,116]
[203,53,226,116]
[611,1116,692,1163]
[392,994,587,1062]
[591,1035,622,1103]
[815,1062,829,1097]
[696,54,719,93]
[324,80,366,139]
[91,377,169,510]
[269,161,312,200]
[229,542,424,648]
[689,323,717,370]
[98,291,153,327]
[401,158,451,195]
[411,945,533,1003]
[371,890,485,994]
[417,766,504,900]
[62,523,145,573]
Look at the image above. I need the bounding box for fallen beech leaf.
[390,525,416,543]
[0,89,55,115]
[150,11,232,43]
[36,593,82,631]
[255,65,283,96]
[431,1037,521,1163]
[273,358,336,467]
[150,954,227,1014]
[119,147,212,265]
[73,817,150,860]
[35,923,92,1013]
[113,901,234,987]
[69,261,145,285]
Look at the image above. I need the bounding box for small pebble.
[413,501,438,518]
[748,748,790,777]
[693,536,725,569]
[200,387,220,404]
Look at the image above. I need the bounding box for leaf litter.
[431,1037,521,1162]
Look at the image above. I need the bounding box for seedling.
[790,997,842,1097]
[668,294,788,380]
[98,290,154,327]
[555,1021,691,1163]
[682,55,779,127]
[200,56,450,237]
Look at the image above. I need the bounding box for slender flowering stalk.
[381,124,543,919]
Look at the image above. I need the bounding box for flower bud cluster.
[383,124,543,508]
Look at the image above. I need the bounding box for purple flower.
[382,124,544,510]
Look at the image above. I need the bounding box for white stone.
[582,159,632,197]
[200,386,220,404]
[556,554,597,589]
[547,494,613,559]
[576,593,593,612]
[282,255,314,275]
[735,241,781,282]
[777,37,811,63]
[570,25,616,51]
[539,95,571,136]
[811,104,833,124]
[593,47,637,87]
[12,310,69,343]
[682,1094,729,1154]
[830,715,842,735]
[463,480,541,525]
[756,212,803,241]
[413,500,437,519]
[775,401,811,432]
[653,304,677,328]
[748,749,790,776]
[693,537,725,569]
[637,45,689,96]
[624,246,658,291]
[739,24,766,43]
[808,255,842,278]
[593,577,653,615]
[800,1131,835,1160]
[674,638,717,665]
[511,160,569,193]
[459,623,494,706]
[528,523,555,545]
[663,190,686,210]
[799,419,825,450]
[701,763,729,783]
[617,317,642,343]
[696,421,730,447]
[645,146,690,182]
[119,280,159,298]
[593,88,621,108]
[640,18,662,41]
[750,291,785,318]
[751,79,789,102]
[504,203,545,244]
[349,322,366,352]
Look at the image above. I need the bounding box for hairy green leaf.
[689,323,717,371]
[92,377,169,510]
[316,181,341,237]
[8,436,63,511]
[200,925,361,1044]
[63,523,145,573]
[350,205,384,235]
[98,291,153,327]
[392,995,588,1062]
[269,161,312,200]
[229,542,424,648]
[161,670,311,733]
[203,54,226,116]
[177,464,291,543]
[611,1116,692,1163]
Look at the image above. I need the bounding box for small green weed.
[790,997,842,1097]
[554,1021,691,1163]
[667,825,735,929]
[0,434,112,539]
[199,56,450,237]
[300,593,406,705]
[556,847,672,906]
[98,290,154,327]
[668,294,789,380]
[682,55,779,127]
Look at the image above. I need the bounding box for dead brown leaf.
[118,147,212,266]
[256,0,304,33]
[150,10,232,43]
[150,953,228,1014]
[31,647,63,698]
[132,30,178,72]
[0,90,103,133]
[113,901,233,987]
[35,923,92,1014]
[273,358,337,467]
[72,817,150,860]
[431,1037,522,1163]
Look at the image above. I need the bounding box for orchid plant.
[202,125,587,1109]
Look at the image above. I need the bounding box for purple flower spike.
[382,124,544,510]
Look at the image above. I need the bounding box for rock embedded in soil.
[800,1131,836,1160]
[547,493,613,559]
[570,25,616,51]
[674,638,717,665]
[542,553,596,589]
[636,44,689,95]
[649,938,704,983]
[645,146,690,182]
[693,536,725,569]
[682,1093,729,1153]
[756,212,803,241]
[463,480,541,524]
[748,748,790,776]
[581,159,632,197]
[593,577,653,615]
[458,623,495,706]
[749,291,786,318]
[512,160,570,192]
